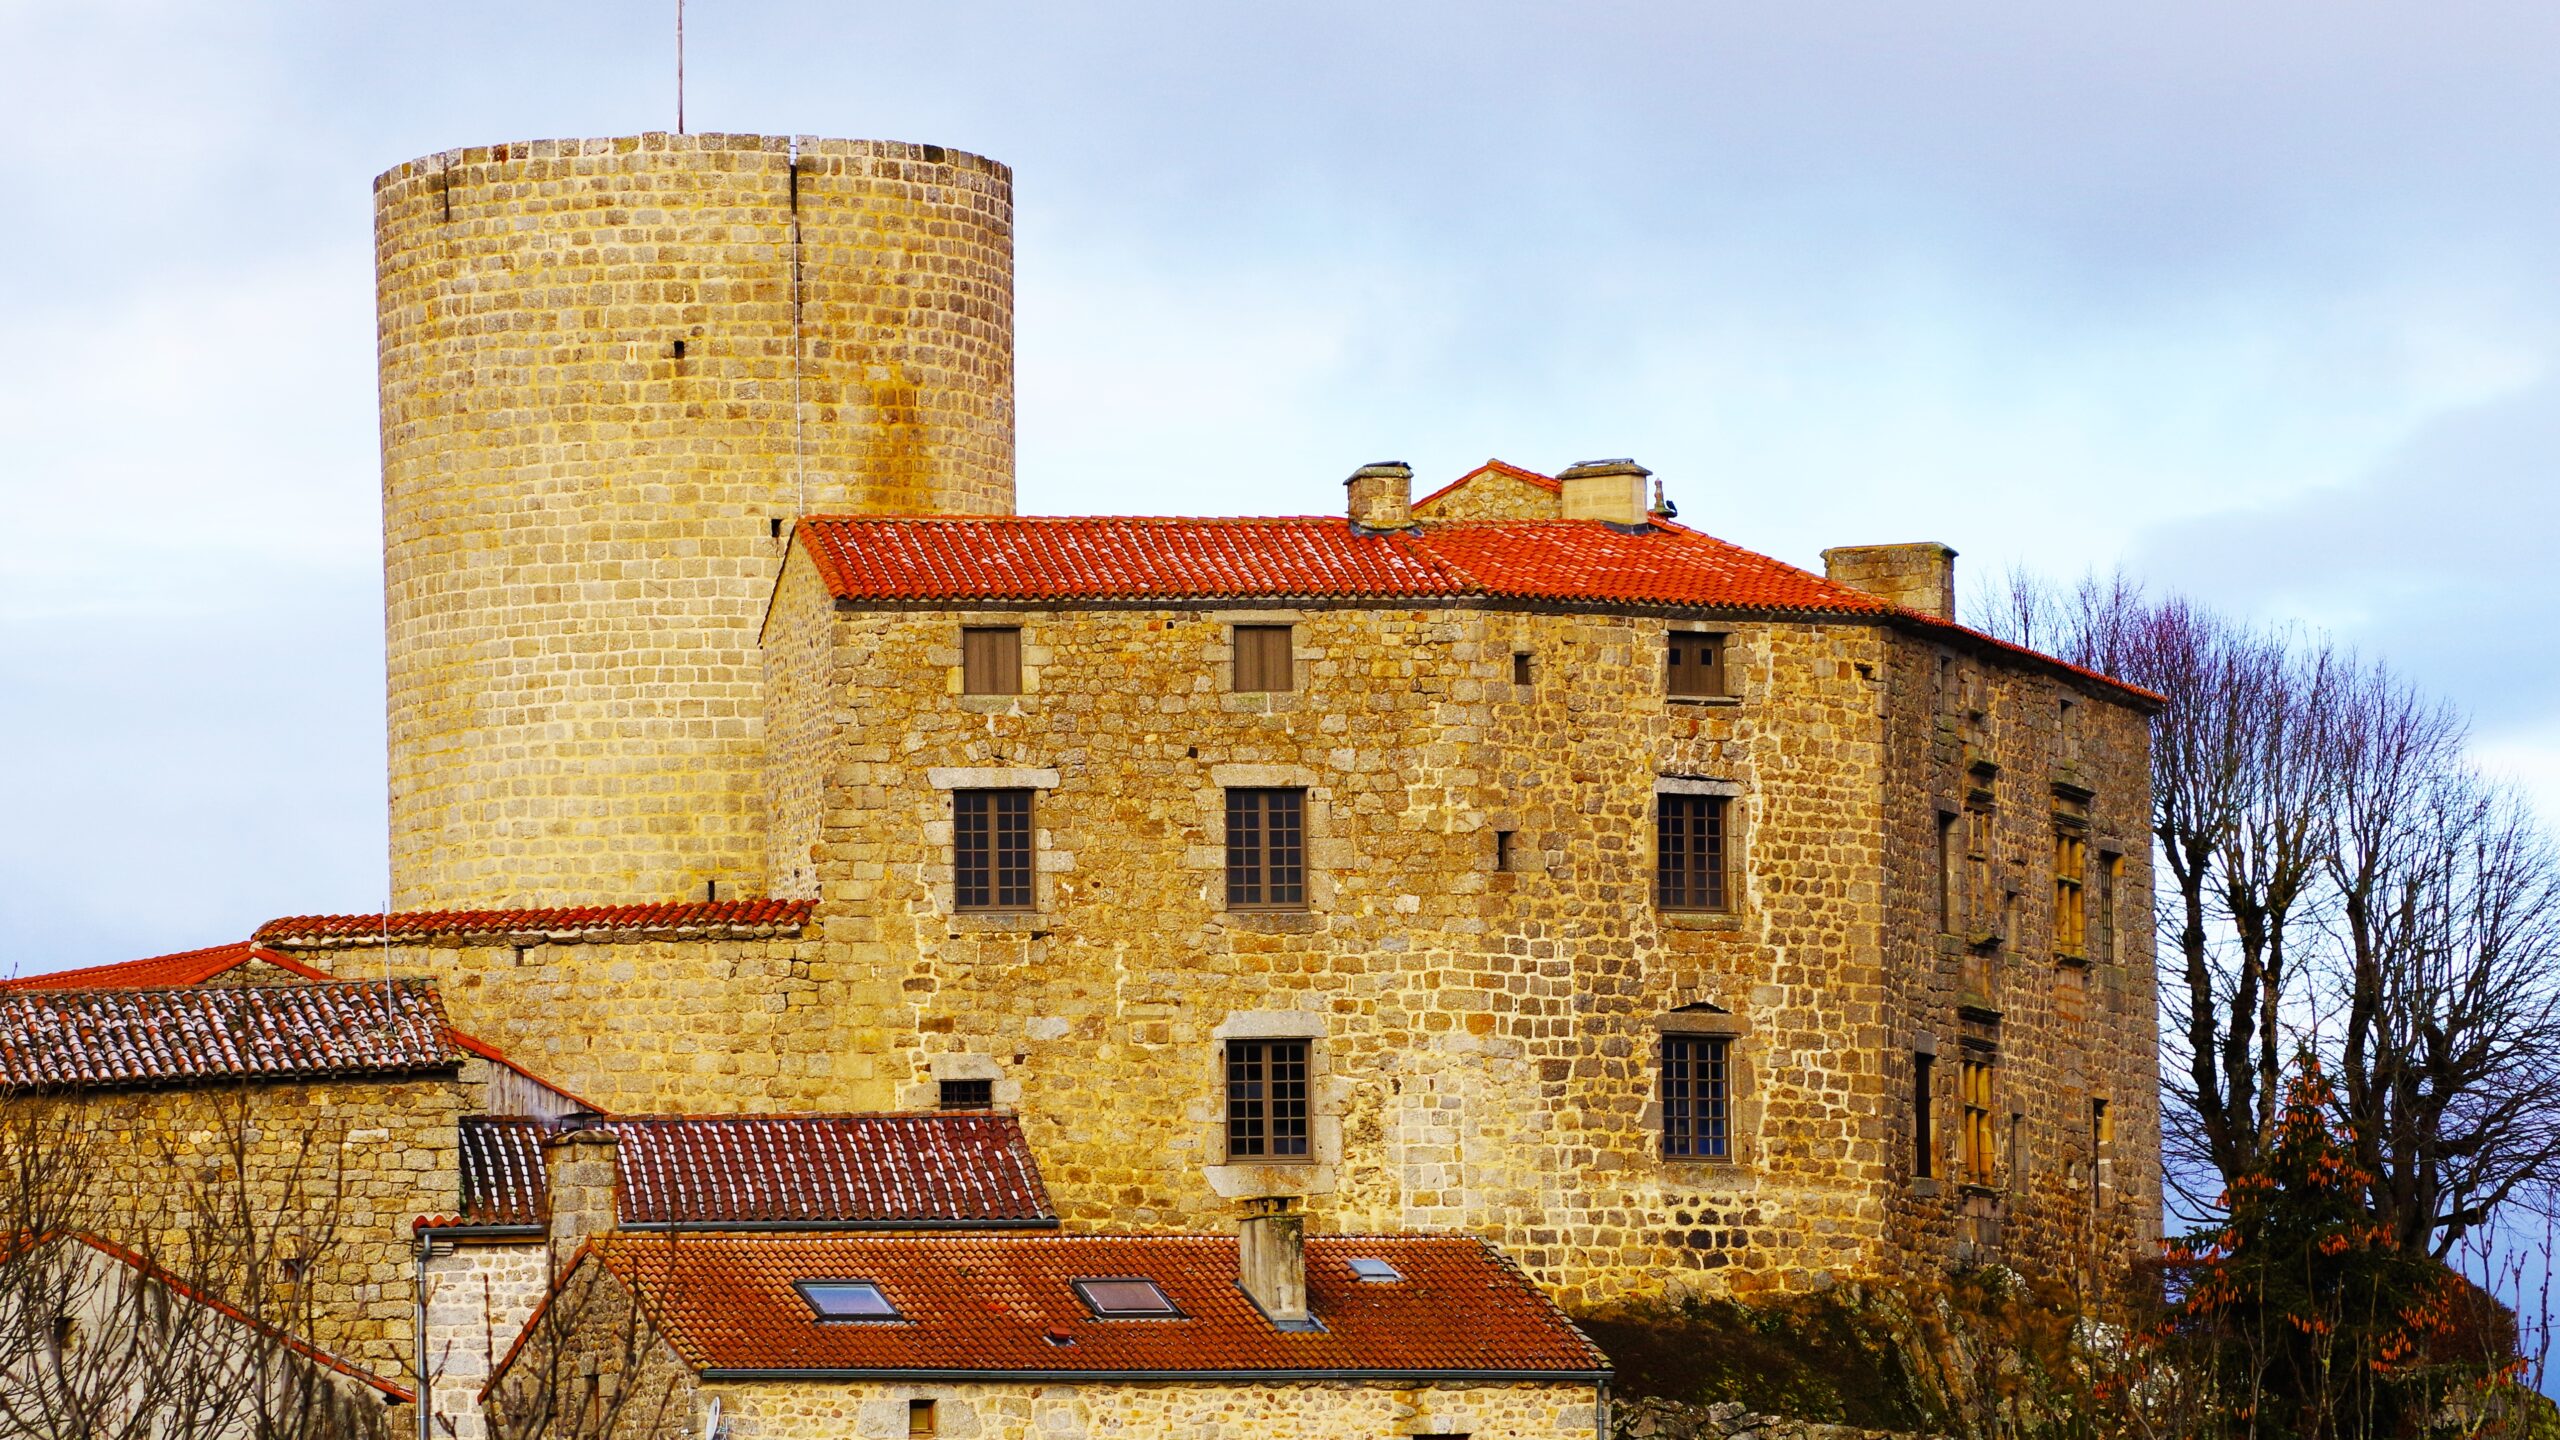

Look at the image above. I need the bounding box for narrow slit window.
[2095,852,2120,963]
[962,626,1022,696]
[1667,632,1728,698]
[1225,1037,1311,1159]
[1233,625,1295,692]
[2054,831,2088,959]
[1495,830,1516,872]
[1936,812,1958,933]
[1225,788,1307,910]
[1913,1053,1935,1179]
[954,789,1035,911]
[1513,651,1534,686]
[1662,1034,1731,1160]
[1656,793,1730,912]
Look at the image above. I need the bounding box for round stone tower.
[377,133,1013,909]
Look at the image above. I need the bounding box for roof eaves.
[694,1366,1613,1384]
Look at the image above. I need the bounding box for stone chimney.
[1558,459,1652,527]
[541,1123,619,1273]
[1238,1196,1312,1330]
[1345,462,1415,531]
[1821,542,1958,621]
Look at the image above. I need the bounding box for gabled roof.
[574,1232,1607,1378]
[453,1113,1057,1231]
[48,1233,411,1401]
[255,900,814,949]
[0,980,460,1090]
[1412,457,1560,511]
[2,942,330,992]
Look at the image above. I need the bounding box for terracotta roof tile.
[585,1232,1606,1377]
[1,941,332,992]
[0,980,460,1090]
[459,1113,1057,1230]
[254,900,814,949]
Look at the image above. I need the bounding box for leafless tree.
[482,1237,693,1440]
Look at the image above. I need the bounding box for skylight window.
[796,1280,899,1320]
[1071,1277,1180,1317]
[1346,1257,1404,1283]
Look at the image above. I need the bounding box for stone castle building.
[7,131,2161,1438]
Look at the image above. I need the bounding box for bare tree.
[482,1237,693,1440]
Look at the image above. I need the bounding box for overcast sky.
[3,1,2555,974]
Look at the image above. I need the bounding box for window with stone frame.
[1656,793,1730,912]
[1225,1038,1311,1160]
[1662,1034,1731,1161]
[1959,1051,1997,1187]
[2053,830,2088,960]
[1225,788,1307,910]
[1667,631,1728,699]
[2094,850,2121,963]
[2091,1097,2115,1197]
[1936,811,1959,933]
[1233,624,1295,693]
[1964,806,1998,942]
[961,626,1021,695]
[954,788,1034,911]
[1913,1052,1936,1180]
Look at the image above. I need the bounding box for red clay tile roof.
[0,980,460,1090]
[255,900,814,949]
[457,1114,1057,1231]
[580,1232,1607,1378]
[1,941,332,992]
[794,509,2157,704]
[55,1233,411,1401]
[1413,458,1559,511]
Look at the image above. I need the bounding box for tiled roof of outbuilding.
[1,942,331,992]
[0,981,459,1090]
[577,1232,1607,1377]
[254,900,814,949]
[455,1113,1057,1230]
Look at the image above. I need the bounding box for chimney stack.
[1345,462,1415,532]
[1821,542,1959,621]
[1558,459,1652,527]
[1238,1196,1313,1330]
[541,1123,619,1273]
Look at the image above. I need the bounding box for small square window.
[938,1078,994,1111]
[909,1399,938,1436]
[1667,632,1727,698]
[1346,1257,1404,1283]
[962,626,1022,696]
[1071,1277,1180,1317]
[1512,651,1533,686]
[797,1280,899,1320]
[1234,625,1295,692]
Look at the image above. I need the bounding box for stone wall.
[377,132,1016,910]
[420,1240,548,1440]
[33,1071,468,1377]
[704,1378,1601,1439]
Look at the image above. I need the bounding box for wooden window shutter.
[1234,625,1294,692]
[962,627,1021,695]
[1668,632,1726,698]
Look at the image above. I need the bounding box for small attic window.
[796,1280,899,1321]
[1346,1257,1404,1283]
[1072,1277,1180,1317]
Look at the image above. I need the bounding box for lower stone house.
[0,1231,412,1438]
[485,1223,1610,1440]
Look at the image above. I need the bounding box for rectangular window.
[2054,831,2087,959]
[1225,788,1307,909]
[1663,1035,1731,1160]
[1495,829,1516,872]
[954,789,1034,911]
[1225,1038,1311,1159]
[1667,632,1727,699]
[961,626,1021,695]
[938,1078,994,1111]
[1960,1055,1996,1186]
[1966,808,1996,940]
[2091,1097,2114,1196]
[1936,812,1958,933]
[910,1399,939,1436]
[1233,624,1295,692]
[1513,651,1534,686]
[1913,1053,1935,1179]
[2094,852,2120,963]
[1657,793,1730,912]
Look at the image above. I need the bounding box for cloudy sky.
[3,1,2555,973]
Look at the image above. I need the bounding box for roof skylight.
[1346,1257,1404,1283]
[795,1279,899,1320]
[1071,1277,1180,1317]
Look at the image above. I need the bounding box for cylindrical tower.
[377,133,1013,909]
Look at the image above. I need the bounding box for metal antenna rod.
[676,0,687,134]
